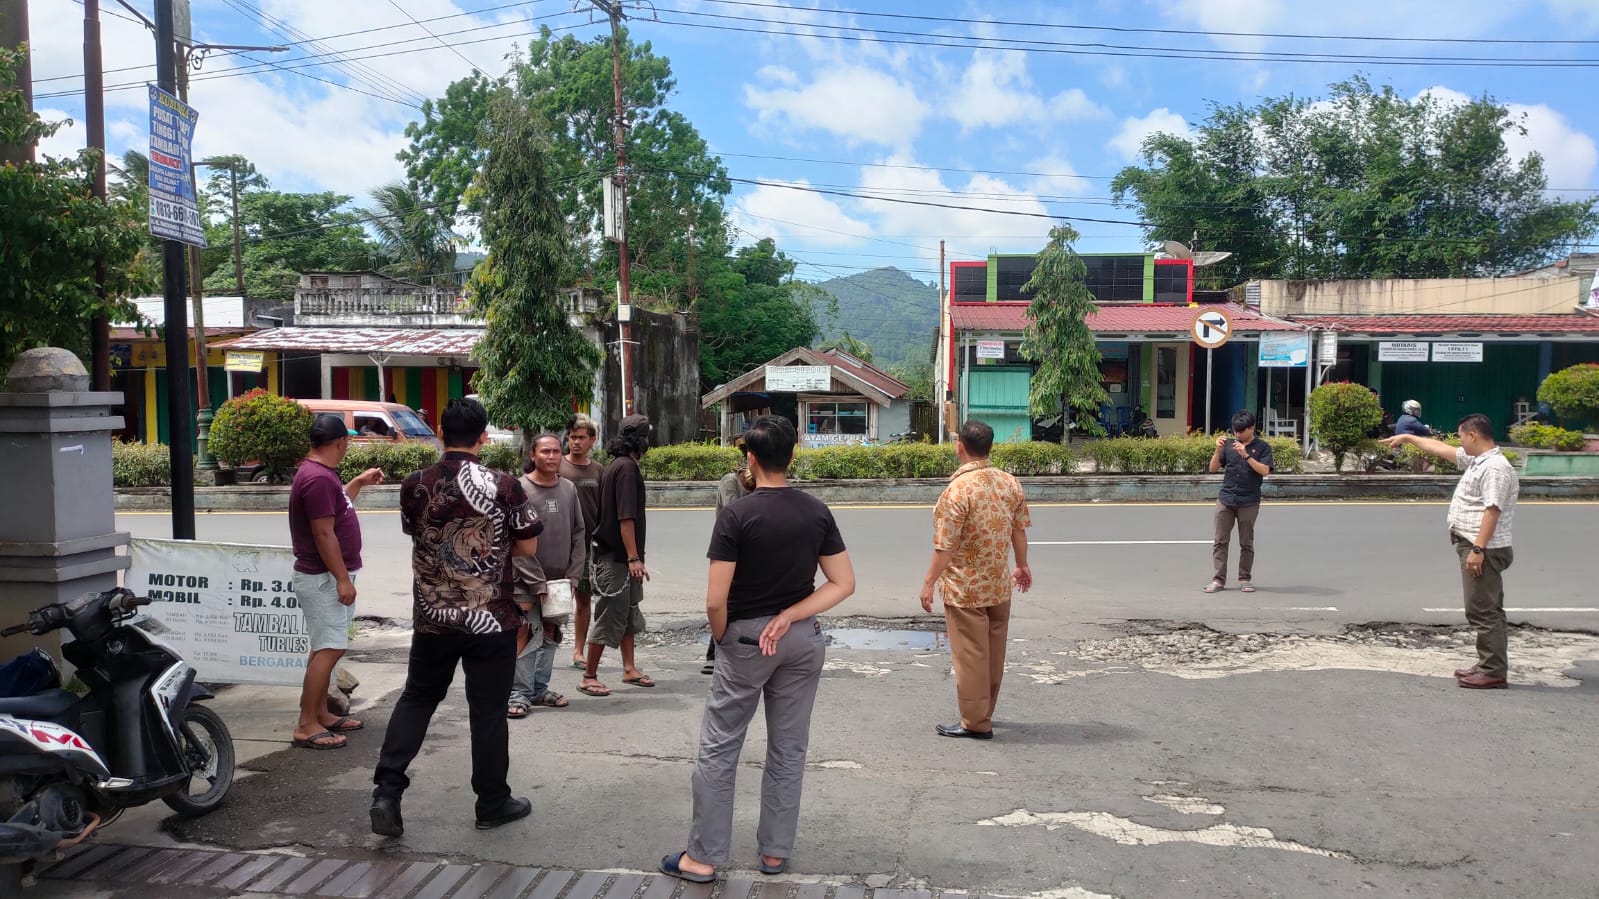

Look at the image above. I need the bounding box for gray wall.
[880,399,911,438]
[604,310,701,446]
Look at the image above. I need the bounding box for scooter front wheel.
[162,704,235,817]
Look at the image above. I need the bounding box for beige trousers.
[943,601,1012,733]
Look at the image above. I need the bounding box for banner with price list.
[128,538,308,686]
[146,86,208,247]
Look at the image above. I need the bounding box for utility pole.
[154,0,195,539]
[938,239,946,444]
[82,0,113,390]
[0,0,30,166]
[591,0,634,417]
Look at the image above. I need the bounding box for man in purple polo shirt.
[288,414,383,750]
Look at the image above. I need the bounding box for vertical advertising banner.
[128,538,307,686]
[146,85,208,247]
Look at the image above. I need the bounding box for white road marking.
[1030,540,1211,545]
[1278,607,1339,611]
[1423,608,1599,613]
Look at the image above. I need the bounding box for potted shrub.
[208,389,315,483]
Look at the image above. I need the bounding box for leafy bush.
[990,442,1075,476]
[208,389,314,482]
[1308,382,1384,471]
[1398,435,1521,473]
[640,443,743,481]
[478,441,524,475]
[1082,434,1302,474]
[1536,364,1599,426]
[795,443,958,480]
[112,441,171,487]
[337,442,441,483]
[1509,423,1587,451]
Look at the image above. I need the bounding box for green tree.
[819,331,875,363]
[0,46,151,372]
[366,182,456,285]
[400,28,730,306]
[1536,363,1599,429]
[204,190,379,299]
[890,357,935,404]
[1112,77,1599,282]
[1019,225,1108,438]
[468,94,601,434]
[695,238,823,387]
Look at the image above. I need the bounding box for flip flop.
[570,660,587,670]
[533,692,569,708]
[327,716,364,732]
[1240,583,1257,593]
[577,681,612,697]
[660,852,715,884]
[758,856,787,875]
[507,704,530,719]
[623,675,656,688]
[291,731,345,750]
[1203,582,1224,594]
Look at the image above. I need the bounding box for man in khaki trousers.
[919,420,1032,740]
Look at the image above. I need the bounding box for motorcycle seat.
[0,688,77,720]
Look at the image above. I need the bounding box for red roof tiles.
[951,303,1304,333]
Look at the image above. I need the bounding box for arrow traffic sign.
[1190,307,1233,349]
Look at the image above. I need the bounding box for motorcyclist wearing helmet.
[1395,400,1431,438]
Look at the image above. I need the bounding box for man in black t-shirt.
[581,414,653,697]
[1205,410,1275,594]
[659,415,856,885]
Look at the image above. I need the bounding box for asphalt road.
[20,500,1599,898]
[118,500,1599,634]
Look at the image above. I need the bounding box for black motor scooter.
[0,588,235,889]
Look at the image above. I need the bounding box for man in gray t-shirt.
[509,434,586,715]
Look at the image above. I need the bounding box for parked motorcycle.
[0,588,235,889]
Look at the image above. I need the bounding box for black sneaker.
[475,796,532,830]
[370,795,403,837]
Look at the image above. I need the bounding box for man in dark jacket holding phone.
[1206,411,1274,594]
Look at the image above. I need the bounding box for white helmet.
[1401,400,1421,416]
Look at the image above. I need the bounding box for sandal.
[577,679,612,697]
[507,703,530,719]
[570,659,587,670]
[291,731,346,750]
[660,852,715,884]
[1240,582,1257,594]
[623,674,656,688]
[533,692,569,708]
[327,716,363,732]
[1203,581,1224,594]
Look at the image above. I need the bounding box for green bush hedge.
[1537,363,1599,424]
[638,441,1075,481]
[112,441,172,488]
[478,441,524,475]
[1509,423,1588,451]
[337,443,442,483]
[1395,436,1522,473]
[1083,434,1303,474]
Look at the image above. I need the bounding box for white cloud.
[1048,88,1108,122]
[1416,87,1598,194]
[855,156,1053,264]
[1025,155,1093,198]
[1110,108,1194,159]
[744,66,929,148]
[946,52,1038,130]
[1547,0,1599,31]
[35,109,87,162]
[731,180,871,248]
[1157,0,1285,51]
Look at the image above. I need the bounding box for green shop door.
[968,366,1032,443]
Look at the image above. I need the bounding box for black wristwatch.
[1469,546,1485,555]
[627,556,642,563]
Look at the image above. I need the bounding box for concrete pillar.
[0,348,130,661]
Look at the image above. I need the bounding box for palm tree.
[366,182,456,285]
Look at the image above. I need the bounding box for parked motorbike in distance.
[0,588,235,890]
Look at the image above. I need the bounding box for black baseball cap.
[619,414,651,436]
[309,413,350,448]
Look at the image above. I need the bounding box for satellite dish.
[1162,240,1192,260]
[1192,251,1233,268]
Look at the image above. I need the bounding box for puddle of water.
[826,628,948,651]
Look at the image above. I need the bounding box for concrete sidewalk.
[24,616,1599,899]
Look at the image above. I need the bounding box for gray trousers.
[688,614,825,866]
[1453,533,1514,678]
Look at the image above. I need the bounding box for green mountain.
[810,267,940,369]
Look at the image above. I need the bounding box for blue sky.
[31,0,1599,285]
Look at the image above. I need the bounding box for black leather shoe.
[936,723,993,740]
[475,796,532,830]
[370,796,403,837]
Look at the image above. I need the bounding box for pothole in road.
[1028,621,1599,687]
[826,628,948,651]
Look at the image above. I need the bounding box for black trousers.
[373,629,517,814]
